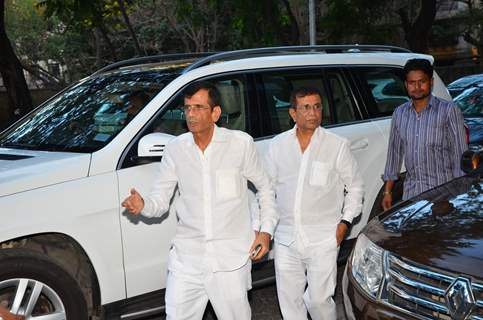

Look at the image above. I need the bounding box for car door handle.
[350,139,369,151]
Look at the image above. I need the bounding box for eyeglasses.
[179,104,211,113]
[295,103,323,113]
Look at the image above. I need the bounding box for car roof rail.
[183,44,412,73]
[93,52,215,75]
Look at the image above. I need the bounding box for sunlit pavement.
[150,263,347,320]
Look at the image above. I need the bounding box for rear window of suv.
[354,67,409,118]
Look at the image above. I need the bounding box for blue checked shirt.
[383,95,467,200]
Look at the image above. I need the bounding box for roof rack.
[93,52,215,75]
[183,45,411,73]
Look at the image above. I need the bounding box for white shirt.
[142,125,278,272]
[265,126,364,247]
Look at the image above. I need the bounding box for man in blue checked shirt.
[382,58,467,210]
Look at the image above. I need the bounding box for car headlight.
[351,233,384,297]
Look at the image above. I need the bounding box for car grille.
[384,254,483,320]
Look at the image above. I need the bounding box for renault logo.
[445,277,475,320]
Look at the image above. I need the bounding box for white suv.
[0,46,451,319]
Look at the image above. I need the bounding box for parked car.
[0,45,452,319]
[447,73,483,98]
[448,74,483,149]
[343,149,483,320]
[453,84,483,149]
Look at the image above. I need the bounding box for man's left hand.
[336,223,348,247]
[249,232,271,260]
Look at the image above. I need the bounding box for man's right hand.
[381,193,392,211]
[121,188,144,215]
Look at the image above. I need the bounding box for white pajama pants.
[165,257,251,320]
[274,238,338,320]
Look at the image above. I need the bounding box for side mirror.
[461,150,482,174]
[138,132,175,158]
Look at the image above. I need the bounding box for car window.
[258,70,331,135]
[355,67,409,117]
[121,75,249,168]
[0,70,175,152]
[215,78,248,131]
[326,70,358,124]
[147,76,248,136]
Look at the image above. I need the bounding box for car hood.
[365,176,483,279]
[466,116,483,147]
[0,148,91,197]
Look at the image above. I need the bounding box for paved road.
[246,266,347,320]
[150,265,348,320]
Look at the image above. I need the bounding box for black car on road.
[343,150,483,320]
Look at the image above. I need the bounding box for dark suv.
[343,150,483,320]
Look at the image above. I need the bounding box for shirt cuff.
[341,211,357,224]
[339,219,352,228]
[252,219,261,232]
[259,222,276,239]
[382,173,399,181]
[141,198,156,218]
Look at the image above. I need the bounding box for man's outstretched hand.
[121,188,144,215]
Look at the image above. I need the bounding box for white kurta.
[141,125,278,319]
[265,126,364,320]
[265,126,364,246]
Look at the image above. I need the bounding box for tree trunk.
[281,0,300,45]
[93,28,103,68]
[398,0,437,53]
[0,0,32,128]
[96,19,117,61]
[118,0,143,56]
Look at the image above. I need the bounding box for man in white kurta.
[265,87,364,320]
[122,82,277,320]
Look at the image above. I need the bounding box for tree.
[456,0,483,62]
[6,0,67,88]
[280,0,300,45]
[37,0,118,64]
[397,0,437,53]
[320,0,400,44]
[115,0,142,55]
[0,0,33,128]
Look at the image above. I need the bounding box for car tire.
[0,248,88,319]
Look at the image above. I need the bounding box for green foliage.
[7,0,470,86]
[320,0,397,44]
[6,0,49,61]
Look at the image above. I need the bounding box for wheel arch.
[0,232,101,317]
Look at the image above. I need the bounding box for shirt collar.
[409,94,435,112]
[290,125,324,140]
[185,124,227,147]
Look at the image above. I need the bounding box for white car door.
[116,98,186,297]
[117,162,178,297]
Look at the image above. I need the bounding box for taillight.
[464,123,470,145]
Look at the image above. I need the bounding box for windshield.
[0,69,177,152]
[454,86,483,117]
